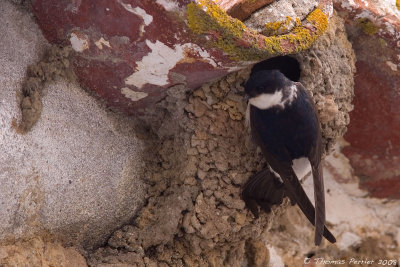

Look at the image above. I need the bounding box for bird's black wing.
[296,82,332,245]
[262,142,335,244]
[249,109,335,244]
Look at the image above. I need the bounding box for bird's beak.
[243,94,249,102]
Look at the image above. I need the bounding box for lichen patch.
[187,0,329,61]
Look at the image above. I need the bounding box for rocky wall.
[88,12,356,266]
[334,0,400,199]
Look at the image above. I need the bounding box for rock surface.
[334,0,400,198]
[219,0,276,21]
[0,1,146,249]
[245,0,318,35]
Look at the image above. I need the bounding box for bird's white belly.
[292,157,312,180]
[267,157,311,182]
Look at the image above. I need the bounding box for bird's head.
[244,69,295,110]
[245,69,290,97]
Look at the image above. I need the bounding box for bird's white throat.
[248,84,297,110]
[249,90,283,110]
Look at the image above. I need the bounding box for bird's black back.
[249,87,319,163]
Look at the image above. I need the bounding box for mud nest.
[88,13,355,267]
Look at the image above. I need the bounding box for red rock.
[31,0,333,114]
[31,0,237,114]
[334,0,400,198]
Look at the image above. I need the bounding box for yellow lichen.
[307,7,329,34]
[187,1,246,37]
[268,8,329,54]
[187,1,329,61]
[295,17,301,26]
[187,1,255,60]
[262,35,284,54]
[289,8,328,51]
[357,18,379,35]
[264,16,292,36]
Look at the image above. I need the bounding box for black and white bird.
[242,69,336,245]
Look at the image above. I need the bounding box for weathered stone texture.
[334,0,400,198]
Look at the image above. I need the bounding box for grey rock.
[0,1,146,249]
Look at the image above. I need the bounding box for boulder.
[0,1,146,249]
